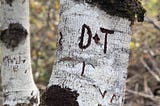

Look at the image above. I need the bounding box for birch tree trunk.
[47,0,145,106]
[0,0,39,105]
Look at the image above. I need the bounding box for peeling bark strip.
[74,0,146,23]
[45,85,79,106]
[0,23,28,50]
[5,0,15,6]
[78,24,92,49]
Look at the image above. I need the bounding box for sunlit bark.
[1,0,39,105]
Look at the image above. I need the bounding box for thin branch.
[140,58,160,82]
[126,89,160,102]
[145,17,160,31]
[148,51,160,76]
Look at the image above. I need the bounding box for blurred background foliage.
[127,0,160,105]
[29,0,160,105]
[30,0,59,86]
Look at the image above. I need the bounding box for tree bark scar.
[0,23,28,50]
[99,89,107,99]
[74,0,146,23]
[5,0,15,6]
[93,33,100,44]
[100,27,114,54]
[81,61,86,76]
[45,85,79,106]
[78,24,92,49]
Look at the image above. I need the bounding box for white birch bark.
[0,0,39,105]
[48,0,131,106]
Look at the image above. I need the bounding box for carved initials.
[78,24,92,49]
[99,89,107,98]
[79,24,114,53]
[100,27,114,54]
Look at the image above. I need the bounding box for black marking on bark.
[104,34,107,54]
[74,0,146,23]
[58,32,63,50]
[81,61,86,76]
[5,0,15,6]
[59,32,63,46]
[92,85,96,88]
[0,23,28,50]
[44,85,79,106]
[99,89,107,99]
[22,0,26,4]
[110,94,116,103]
[93,33,100,44]
[31,91,34,95]
[98,104,102,106]
[22,59,26,63]
[25,70,27,73]
[78,24,92,49]
[100,27,114,54]
[100,28,114,34]
[29,96,39,105]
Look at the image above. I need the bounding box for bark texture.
[0,0,39,105]
[74,0,146,23]
[48,0,131,106]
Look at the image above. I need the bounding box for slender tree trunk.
[0,0,39,105]
[47,0,145,106]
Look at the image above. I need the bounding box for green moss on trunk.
[74,0,146,23]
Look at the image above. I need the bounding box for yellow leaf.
[130,42,135,49]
